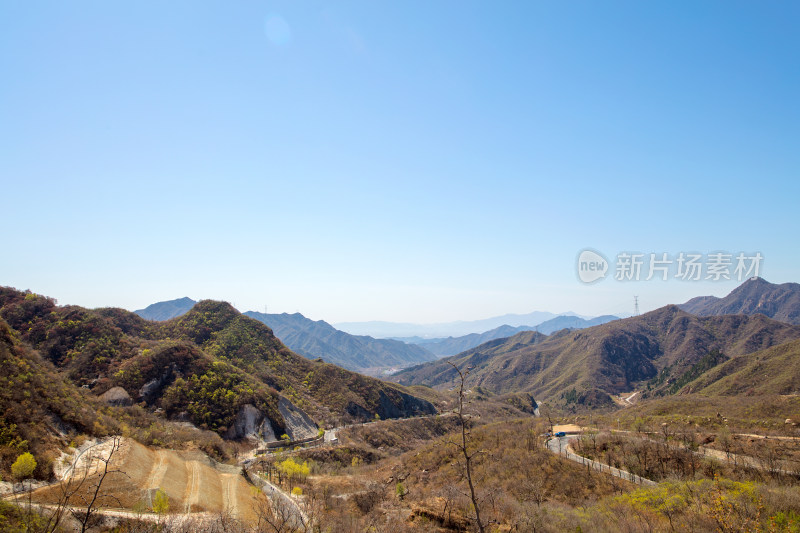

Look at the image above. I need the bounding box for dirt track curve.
[29,438,259,523]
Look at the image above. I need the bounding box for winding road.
[546,435,657,486]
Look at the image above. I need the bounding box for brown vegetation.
[394,305,800,409]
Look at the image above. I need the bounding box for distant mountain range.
[134,297,196,321]
[243,311,436,372]
[395,315,619,357]
[392,304,800,408]
[131,277,800,393]
[334,310,577,338]
[396,325,537,357]
[131,298,622,372]
[679,277,800,325]
[532,314,620,334]
[133,299,436,373]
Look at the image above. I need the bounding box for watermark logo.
[576,250,763,283]
[577,249,609,283]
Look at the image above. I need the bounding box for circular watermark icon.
[576,249,609,283]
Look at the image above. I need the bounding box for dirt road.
[28,438,259,523]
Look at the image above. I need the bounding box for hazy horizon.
[60,276,770,327]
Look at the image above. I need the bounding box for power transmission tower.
[634,296,640,316]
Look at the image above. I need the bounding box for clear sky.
[1,1,798,324]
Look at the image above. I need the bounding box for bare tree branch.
[447,361,486,533]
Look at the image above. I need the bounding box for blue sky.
[1,1,798,324]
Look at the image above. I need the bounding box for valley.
[1,278,800,532]
[4,4,798,530]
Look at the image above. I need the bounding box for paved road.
[31,503,216,525]
[263,478,309,527]
[244,467,310,530]
[692,443,797,476]
[623,391,639,404]
[245,467,313,531]
[607,429,799,476]
[734,432,800,442]
[312,412,458,451]
[243,413,461,528]
[546,436,657,486]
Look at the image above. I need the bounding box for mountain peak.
[736,276,772,288]
[191,299,238,315]
[134,297,197,321]
[679,277,800,325]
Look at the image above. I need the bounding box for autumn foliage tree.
[11,452,36,480]
[277,458,310,491]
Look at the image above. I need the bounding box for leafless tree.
[447,361,486,533]
[716,427,732,462]
[12,436,127,533]
[69,436,128,532]
[253,489,312,533]
[438,483,461,528]
[520,475,548,509]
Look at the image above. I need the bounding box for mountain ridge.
[334,310,576,338]
[391,304,800,408]
[679,277,800,324]
[396,315,619,357]
[243,311,436,372]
